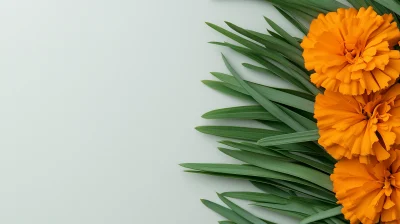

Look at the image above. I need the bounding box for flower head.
[331,150,400,224]
[315,84,400,163]
[301,7,400,95]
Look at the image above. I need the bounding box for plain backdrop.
[0,1,307,223]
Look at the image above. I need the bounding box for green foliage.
[182,0,400,223]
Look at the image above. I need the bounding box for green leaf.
[271,180,336,203]
[259,120,294,133]
[219,148,333,191]
[180,164,323,188]
[264,17,302,50]
[264,0,322,18]
[258,207,307,219]
[202,80,254,101]
[300,206,343,224]
[219,141,286,159]
[202,105,278,121]
[347,0,369,8]
[303,0,347,11]
[222,192,288,204]
[274,6,308,35]
[251,182,293,199]
[375,0,400,16]
[278,105,317,130]
[222,54,307,132]
[207,23,319,95]
[211,72,315,113]
[219,221,236,224]
[211,42,309,91]
[201,199,252,224]
[269,0,347,12]
[253,201,319,216]
[258,130,319,146]
[218,194,270,224]
[195,126,283,141]
[225,21,304,67]
[276,151,334,174]
[266,29,290,43]
[241,63,281,80]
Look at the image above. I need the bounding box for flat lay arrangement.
[181,1,400,223]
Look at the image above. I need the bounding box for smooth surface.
[0,1,303,223]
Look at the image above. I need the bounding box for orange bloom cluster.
[302,7,400,223]
[302,7,400,95]
[331,151,400,223]
[315,84,400,163]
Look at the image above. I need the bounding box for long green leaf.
[210,42,309,92]
[181,164,323,188]
[195,126,283,141]
[276,151,334,174]
[211,72,315,113]
[274,6,308,35]
[219,221,237,224]
[202,80,254,101]
[258,130,319,146]
[207,23,319,94]
[278,105,317,130]
[219,141,286,159]
[264,17,302,50]
[219,148,333,191]
[222,54,307,132]
[251,182,293,198]
[375,0,400,16]
[225,21,304,67]
[300,206,343,224]
[222,192,288,204]
[271,180,336,202]
[218,194,270,224]
[201,200,252,224]
[202,106,278,121]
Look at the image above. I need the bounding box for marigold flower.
[331,150,400,224]
[315,84,400,163]
[301,7,400,95]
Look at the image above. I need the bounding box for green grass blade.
[225,22,304,66]
[219,221,237,224]
[222,54,307,132]
[181,163,319,188]
[251,182,293,199]
[274,6,308,35]
[347,0,369,8]
[264,17,301,50]
[195,126,283,142]
[202,105,278,121]
[222,192,287,204]
[219,148,333,191]
[276,151,334,174]
[210,42,309,91]
[277,105,317,130]
[201,200,252,224]
[207,23,318,94]
[219,141,286,158]
[211,72,315,113]
[300,206,343,224]
[202,80,254,101]
[271,180,336,202]
[218,194,270,224]
[375,0,400,16]
[258,130,319,146]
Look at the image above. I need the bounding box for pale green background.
[0,0,310,223]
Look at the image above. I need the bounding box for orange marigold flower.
[301,7,400,95]
[331,150,400,224]
[315,84,400,163]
